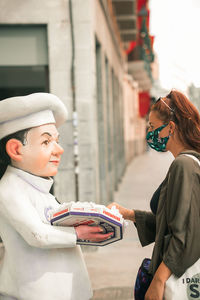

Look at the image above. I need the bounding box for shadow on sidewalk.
[92,286,133,300]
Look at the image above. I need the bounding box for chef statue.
[0,93,113,300]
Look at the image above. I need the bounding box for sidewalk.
[83,150,174,300]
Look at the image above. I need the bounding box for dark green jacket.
[135,151,200,277]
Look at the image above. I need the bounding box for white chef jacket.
[0,166,92,300]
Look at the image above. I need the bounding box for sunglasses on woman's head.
[155,97,178,124]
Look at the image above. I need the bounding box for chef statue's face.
[6,124,64,178]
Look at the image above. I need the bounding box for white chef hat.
[0,93,68,139]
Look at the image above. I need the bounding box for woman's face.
[148,111,170,139]
[16,123,64,177]
[147,111,173,152]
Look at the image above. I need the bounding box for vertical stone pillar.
[48,2,76,203]
[73,0,99,203]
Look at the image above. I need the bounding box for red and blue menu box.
[50,204,124,246]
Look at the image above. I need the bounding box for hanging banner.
[139,92,150,117]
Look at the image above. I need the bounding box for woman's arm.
[145,261,172,300]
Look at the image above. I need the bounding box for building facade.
[0,0,154,206]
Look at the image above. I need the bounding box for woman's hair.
[0,128,30,179]
[151,89,200,152]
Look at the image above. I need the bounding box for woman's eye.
[148,125,154,130]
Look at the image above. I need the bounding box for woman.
[109,90,200,300]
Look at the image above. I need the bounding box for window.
[0,25,49,100]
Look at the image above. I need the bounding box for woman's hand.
[107,202,135,222]
[145,277,165,300]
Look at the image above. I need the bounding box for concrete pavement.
[83,149,174,300]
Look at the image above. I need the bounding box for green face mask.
[146,124,170,152]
